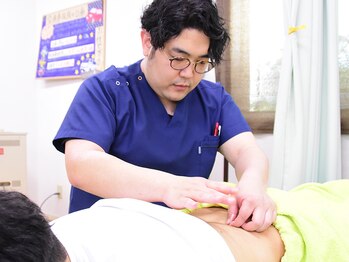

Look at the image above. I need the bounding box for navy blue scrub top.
[53,60,250,213]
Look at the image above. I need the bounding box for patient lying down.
[1,180,348,262]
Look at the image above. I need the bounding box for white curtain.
[271,0,342,189]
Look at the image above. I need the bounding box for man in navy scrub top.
[53,0,276,232]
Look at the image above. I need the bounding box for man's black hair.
[141,0,230,64]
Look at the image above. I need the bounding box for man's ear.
[140,29,152,56]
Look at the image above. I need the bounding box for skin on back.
[190,207,285,262]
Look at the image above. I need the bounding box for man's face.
[141,29,210,112]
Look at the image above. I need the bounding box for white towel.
[51,198,235,262]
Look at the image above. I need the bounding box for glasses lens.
[195,61,214,74]
[170,58,190,70]
[169,57,215,74]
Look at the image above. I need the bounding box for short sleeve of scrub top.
[53,60,251,212]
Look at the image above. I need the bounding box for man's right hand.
[162,176,237,209]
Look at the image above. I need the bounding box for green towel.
[269,180,349,262]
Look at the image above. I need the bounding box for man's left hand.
[226,188,276,232]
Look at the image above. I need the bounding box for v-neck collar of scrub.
[133,62,191,125]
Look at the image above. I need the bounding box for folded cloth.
[268,179,349,262]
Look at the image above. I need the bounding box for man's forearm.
[65,139,237,209]
[65,139,173,202]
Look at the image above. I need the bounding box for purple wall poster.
[36,0,105,79]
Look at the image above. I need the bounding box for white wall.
[32,0,152,217]
[0,1,38,201]
[1,0,348,217]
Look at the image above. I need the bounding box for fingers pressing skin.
[162,177,237,210]
[240,206,276,232]
[226,192,276,232]
[227,198,254,227]
[226,202,238,224]
[161,176,276,232]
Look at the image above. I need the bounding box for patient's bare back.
[190,207,284,262]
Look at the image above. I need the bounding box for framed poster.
[36,0,106,79]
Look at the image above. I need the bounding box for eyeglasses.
[168,56,215,74]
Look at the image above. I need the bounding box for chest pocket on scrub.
[198,136,220,177]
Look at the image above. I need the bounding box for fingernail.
[226,216,233,225]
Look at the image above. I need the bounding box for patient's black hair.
[141,0,229,64]
[0,190,67,262]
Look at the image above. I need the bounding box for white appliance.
[0,132,27,194]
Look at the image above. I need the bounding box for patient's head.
[0,190,67,262]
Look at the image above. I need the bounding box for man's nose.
[179,63,195,78]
